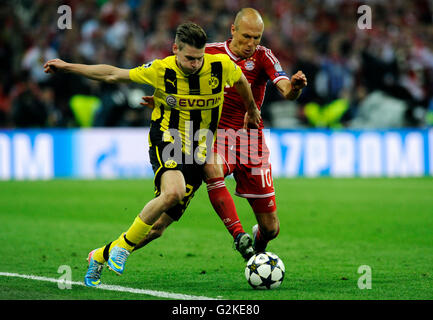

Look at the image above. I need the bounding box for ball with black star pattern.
[245,252,285,289]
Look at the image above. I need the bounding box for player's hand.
[290,71,307,91]
[140,96,155,109]
[43,58,68,74]
[243,108,261,129]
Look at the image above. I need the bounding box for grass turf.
[0,178,432,300]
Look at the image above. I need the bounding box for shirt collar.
[224,39,241,61]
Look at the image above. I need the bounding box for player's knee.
[204,163,224,181]
[162,189,184,208]
[160,171,186,208]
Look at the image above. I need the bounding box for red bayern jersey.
[206,40,290,130]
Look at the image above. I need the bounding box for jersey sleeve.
[261,48,290,84]
[222,55,243,87]
[129,59,159,86]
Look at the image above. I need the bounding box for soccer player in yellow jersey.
[44,22,260,287]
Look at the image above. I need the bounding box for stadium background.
[1,0,433,179]
[1,0,433,301]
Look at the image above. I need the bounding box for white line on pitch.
[0,272,220,300]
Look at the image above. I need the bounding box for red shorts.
[213,128,275,200]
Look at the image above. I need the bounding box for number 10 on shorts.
[260,169,272,188]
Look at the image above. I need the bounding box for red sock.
[206,177,244,239]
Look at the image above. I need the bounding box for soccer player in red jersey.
[133,8,307,260]
[202,8,307,257]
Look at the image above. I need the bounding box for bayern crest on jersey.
[244,60,255,71]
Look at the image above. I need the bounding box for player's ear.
[172,43,178,55]
[230,24,236,36]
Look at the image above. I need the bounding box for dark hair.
[175,22,207,50]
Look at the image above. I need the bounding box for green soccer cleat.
[234,232,254,261]
[107,246,130,275]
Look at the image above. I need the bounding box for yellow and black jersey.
[129,53,242,161]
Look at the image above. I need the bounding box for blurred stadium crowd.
[1,0,433,129]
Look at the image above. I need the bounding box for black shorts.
[149,141,204,221]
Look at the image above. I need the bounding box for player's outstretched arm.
[277,70,308,100]
[43,58,131,83]
[234,73,261,129]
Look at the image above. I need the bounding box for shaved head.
[230,8,264,58]
[233,8,264,31]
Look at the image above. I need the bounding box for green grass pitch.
[0,177,432,300]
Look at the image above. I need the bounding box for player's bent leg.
[248,197,280,253]
[204,152,246,240]
[204,153,252,259]
[133,213,174,251]
[107,170,185,275]
[95,211,175,265]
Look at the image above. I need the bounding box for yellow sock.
[92,233,124,263]
[109,237,121,253]
[118,216,152,251]
[92,247,105,264]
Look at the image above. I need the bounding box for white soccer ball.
[245,252,285,290]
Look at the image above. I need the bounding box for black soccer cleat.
[234,232,254,261]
